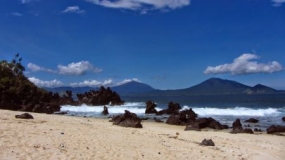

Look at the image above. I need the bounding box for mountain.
[244,84,279,94]
[43,81,155,96]
[180,78,252,95]
[146,78,283,96]
[112,81,156,95]
[43,78,284,96]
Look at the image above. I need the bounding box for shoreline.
[1,110,285,160]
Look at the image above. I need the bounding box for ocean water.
[60,94,285,130]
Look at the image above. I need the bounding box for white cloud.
[27,63,56,73]
[27,61,102,76]
[27,63,43,71]
[115,78,141,86]
[85,0,190,13]
[70,79,113,87]
[11,12,23,17]
[58,61,102,75]
[272,0,285,7]
[28,77,63,88]
[204,53,283,75]
[62,6,86,14]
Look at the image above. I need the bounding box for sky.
[0,0,285,90]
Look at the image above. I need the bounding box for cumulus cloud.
[85,0,190,13]
[115,78,141,86]
[28,77,63,87]
[27,63,56,73]
[27,61,102,76]
[70,79,113,87]
[58,61,102,75]
[204,53,283,75]
[27,63,44,71]
[272,0,285,7]
[62,6,86,14]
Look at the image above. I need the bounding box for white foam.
[182,106,282,117]
[60,102,163,114]
[61,103,283,117]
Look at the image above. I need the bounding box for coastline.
[0,110,284,160]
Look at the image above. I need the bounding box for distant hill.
[44,81,155,96]
[111,81,155,95]
[44,78,285,96]
[148,78,284,96]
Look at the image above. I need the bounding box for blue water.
[60,94,285,130]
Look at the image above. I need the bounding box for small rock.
[15,113,34,119]
[200,139,215,146]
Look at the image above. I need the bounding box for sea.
[60,94,285,131]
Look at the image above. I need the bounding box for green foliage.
[0,53,48,104]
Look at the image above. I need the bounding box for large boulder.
[230,118,254,134]
[184,117,226,131]
[266,125,285,134]
[245,118,259,123]
[230,118,243,133]
[111,110,143,128]
[282,117,285,122]
[166,108,198,126]
[145,100,157,114]
[156,101,181,115]
[166,115,183,125]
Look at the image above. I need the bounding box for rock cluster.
[156,101,181,115]
[230,119,253,134]
[145,100,157,114]
[77,86,124,106]
[110,110,143,128]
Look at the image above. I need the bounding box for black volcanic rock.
[167,108,197,126]
[111,110,142,128]
[231,118,255,134]
[184,117,226,131]
[15,113,34,119]
[245,118,259,123]
[243,128,254,134]
[145,100,157,114]
[156,101,181,115]
[266,125,285,134]
[76,86,124,106]
[200,139,215,146]
[230,118,244,133]
[102,106,109,115]
[282,117,285,122]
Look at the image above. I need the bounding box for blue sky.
[0,0,285,90]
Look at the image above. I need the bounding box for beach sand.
[0,110,284,160]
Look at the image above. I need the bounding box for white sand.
[0,110,284,160]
